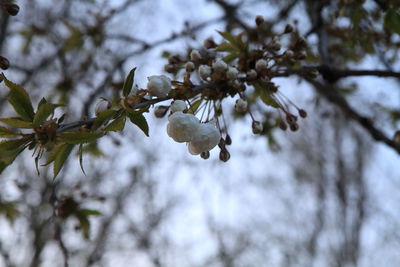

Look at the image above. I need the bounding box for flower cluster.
[93,15,313,162]
[166,101,221,156]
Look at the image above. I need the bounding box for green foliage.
[122,67,137,97]
[126,109,149,136]
[104,115,126,132]
[385,9,400,34]
[0,118,32,128]
[0,126,19,138]
[33,100,61,128]
[0,137,32,174]
[52,143,75,178]
[1,73,35,121]
[58,132,104,144]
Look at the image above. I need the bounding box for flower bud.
[95,99,111,116]
[295,51,307,60]
[284,24,293,33]
[170,100,187,113]
[167,112,200,143]
[255,59,268,72]
[255,16,264,26]
[212,59,228,73]
[219,149,230,162]
[234,98,248,113]
[190,50,202,61]
[0,56,10,70]
[298,109,307,118]
[147,75,172,98]
[199,65,212,80]
[225,134,232,145]
[284,50,294,58]
[290,123,299,131]
[226,66,239,80]
[252,121,263,134]
[200,151,210,159]
[164,64,176,73]
[154,105,169,118]
[278,120,287,131]
[246,69,257,79]
[393,130,400,143]
[188,122,221,155]
[168,55,180,64]
[286,114,297,124]
[3,3,19,16]
[204,37,217,49]
[185,61,195,72]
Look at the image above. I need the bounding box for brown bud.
[290,123,299,132]
[0,56,10,70]
[204,37,217,49]
[298,109,307,118]
[201,151,210,159]
[3,3,19,16]
[218,138,225,149]
[168,55,180,64]
[295,51,307,60]
[286,114,297,124]
[225,134,232,145]
[164,64,176,73]
[278,120,287,131]
[219,149,230,162]
[154,105,169,118]
[252,121,263,134]
[393,130,400,143]
[255,16,264,26]
[284,24,293,34]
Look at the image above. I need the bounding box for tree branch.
[305,77,400,154]
[57,83,215,133]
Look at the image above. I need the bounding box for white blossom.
[170,100,187,113]
[212,59,228,72]
[199,65,212,80]
[226,67,239,80]
[147,75,172,98]
[167,112,200,143]
[188,122,221,155]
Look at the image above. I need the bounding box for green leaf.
[126,111,149,136]
[122,67,137,97]
[217,31,246,51]
[53,143,75,178]
[253,82,280,108]
[75,211,91,239]
[187,98,203,114]
[0,126,19,137]
[223,53,238,63]
[1,74,35,121]
[33,103,60,127]
[58,132,104,144]
[0,138,30,174]
[64,25,84,51]
[92,109,117,130]
[78,144,86,176]
[385,9,400,35]
[0,117,33,128]
[104,115,126,132]
[79,209,101,216]
[216,42,238,53]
